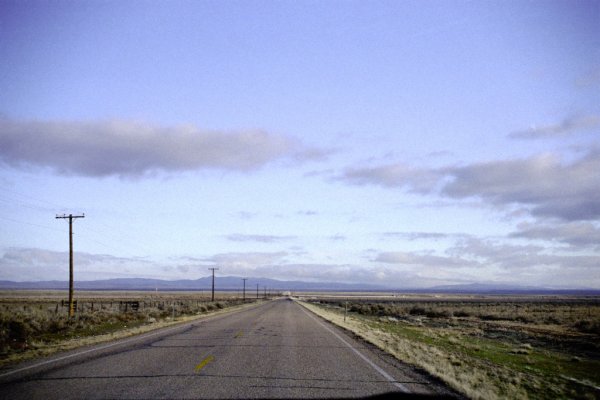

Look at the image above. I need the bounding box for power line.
[0,214,63,232]
[0,185,63,208]
[76,224,150,256]
[0,195,55,213]
[0,211,149,257]
[82,220,161,257]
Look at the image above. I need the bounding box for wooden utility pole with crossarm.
[56,213,85,318]
[242,278,247,302]
[208,267,219,301]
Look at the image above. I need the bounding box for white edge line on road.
[0,321,188,379]
[299,303,411,393]
[0,301,265,380]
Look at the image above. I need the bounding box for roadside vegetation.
[0,291,260,366]
[302,296,599,400]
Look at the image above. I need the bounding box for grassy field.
[301,295,600,400]
[0,290,264,367]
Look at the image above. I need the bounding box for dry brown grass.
[0,290,264,367]
[300,296,600,400]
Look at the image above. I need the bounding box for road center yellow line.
[194,355,214,372]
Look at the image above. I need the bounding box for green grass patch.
[310,299,600,399]
[370,317,599,398]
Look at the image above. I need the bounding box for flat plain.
[0,297,460,399]
[1,290,598,399]
[300,294,600,399]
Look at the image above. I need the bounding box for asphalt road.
[0,299,458,399]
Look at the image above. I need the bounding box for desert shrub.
[480,314,508,321]
[76,313,98,324]
[347,304,370,315]
[515,315,533,323]
[7,320,30,343]
[116,313,131,322]
[409,306,427,316]
[23,316,43,332]
[573,320,600,334]
[425,309,451,318]
[0,317,35,352]
[47,318,68,334]
[454,310,471,317]
[349,304,361,313]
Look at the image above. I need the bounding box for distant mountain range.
[0,276,388,292]
[0,277,597,294]
[421,282,599,294]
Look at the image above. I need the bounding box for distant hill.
[428,282,544,292]
[425,282,599,295]
[0,278,597,294]
[0,276,389,292]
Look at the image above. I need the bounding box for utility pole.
[344,301,348,322]
[208,267,218,301]
[256,283,259,299]
[264,286,267,299]
[56,213,85,318]
[242,278,247,302]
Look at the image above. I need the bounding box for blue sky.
[1,0,599,288]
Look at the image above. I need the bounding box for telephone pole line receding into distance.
[208,267,218,301]
[56,213,85,318]
[242,278,247,302]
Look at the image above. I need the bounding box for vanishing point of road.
[0,299,459,399]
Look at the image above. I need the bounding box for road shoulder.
[297,300,466,399]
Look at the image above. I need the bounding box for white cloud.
[381,231,467,241]
[509,114,600,139]
[340,163,442,193]
[297,210,319,216]
[223,262,457,287]
[329,234,346,241]
[510,221,600,250]
[232,211,259,220]
[202,252,289,269]
[0,118,322,178]
[0,247,154,281]
[339,150,600,221]
[374,251,474,268]
[225,234,297,243]
[442,151,600,221]
[576,67,600,88]
[449,237,600,274]
[374,237,600,288]
[2,245,598,288]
